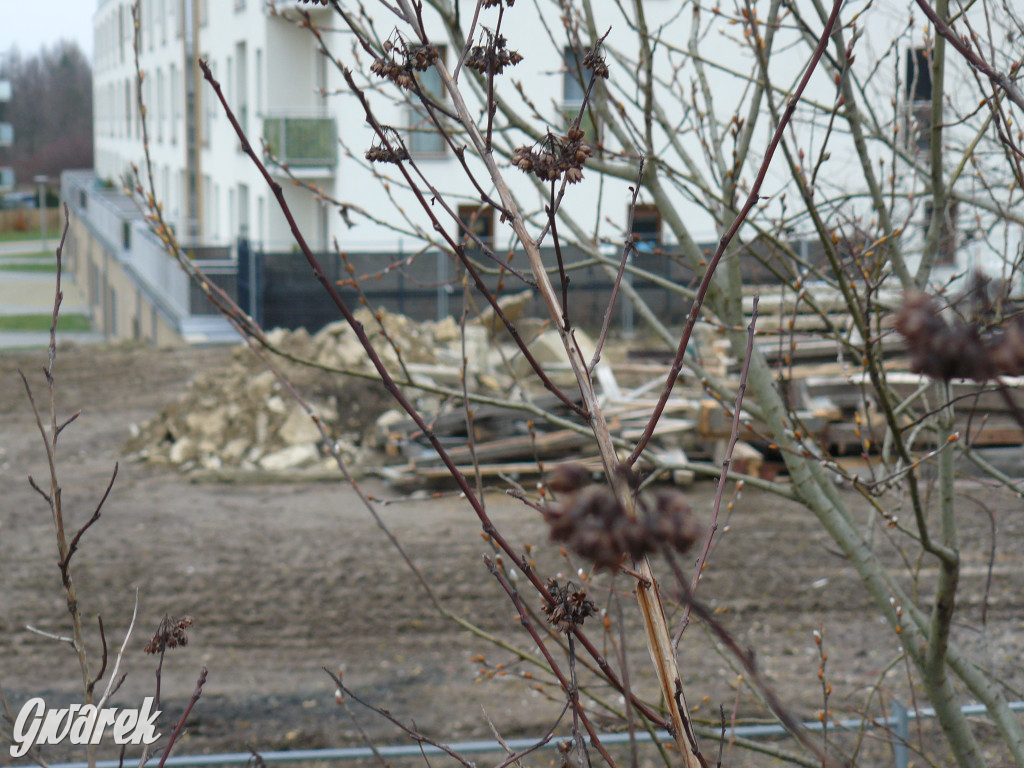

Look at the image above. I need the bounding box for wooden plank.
[410,428,593,465]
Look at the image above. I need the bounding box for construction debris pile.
[124,288,1024,482]
[124,308,456,473]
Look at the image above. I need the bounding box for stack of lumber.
[368,285,1024,486]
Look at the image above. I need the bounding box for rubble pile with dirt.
[123,308,471,473]
[122,299,593,475]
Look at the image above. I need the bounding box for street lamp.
[34,175,48,252]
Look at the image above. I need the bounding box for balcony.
[262,113,337,176]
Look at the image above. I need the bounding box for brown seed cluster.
[543,463,701,569]
[370,39,440,91]
[511,128,592,184]
[365,141,410,164]
[365,127,411,165]
[464,33,524,76]
[542,578,597,632]
[144,614,194,654]
[894,289,1024,381]
[582,49,609,79]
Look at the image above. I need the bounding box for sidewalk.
[0,238,47,256]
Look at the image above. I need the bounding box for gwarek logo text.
[9,697,161,758]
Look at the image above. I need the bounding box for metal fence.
[239,236,827,334]
[22,700,1024,768]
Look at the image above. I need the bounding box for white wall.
[91,0,1021,286]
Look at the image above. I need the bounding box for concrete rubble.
[122,306,608,476]
[124,308,468,474]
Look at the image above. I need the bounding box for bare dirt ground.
[2,342,1022,767]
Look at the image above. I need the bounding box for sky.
[0,0,96,63]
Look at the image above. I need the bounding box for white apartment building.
[90,0,672,255]
[92,0,341,251]
[76,0,1021,342]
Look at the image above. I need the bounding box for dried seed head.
[465,32,524,75]
[543,463,701,569]
[365,128,410,164]
[582,49,610,78]
[893,285,1024,381]
[542,579,597,632]
[547,462,591,493]
[510,130,592,183]
[144,614,194,654]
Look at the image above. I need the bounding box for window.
[407,45,446,157]
[202,58,214,146]
[924,199,959,266]
[563,47,586,108]
[905,47,933,154]
[125,80,132,137]
[905,47,932,103]
[255,49,263,115]
[457,205,494,249]
[170,63,179,144]
[236,42,248,140]
[631,204,661,248]
[238,184,250,239]
[156,68,165,143]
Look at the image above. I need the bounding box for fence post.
[892,700,909,768]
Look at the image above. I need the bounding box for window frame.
[631,204,662,249]
[406,45,448,158]
[457,204,495,250]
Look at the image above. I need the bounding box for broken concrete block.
[278,407,322,445]
[222,438,250,464]
[185,407,228,440]
[169,437,197,464]
[259,443,320,470]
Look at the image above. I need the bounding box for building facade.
[79,0,1022,342]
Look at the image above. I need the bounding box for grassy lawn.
[0,263,58,273]
[0,262,58,273]
[0,250,54,260]
[0,313,92,332]
[0,228,43,242]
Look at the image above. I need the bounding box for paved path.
[0,238,49,256]
[0,240,102,348]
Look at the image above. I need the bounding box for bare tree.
[0,43,94,182]
[129,0,1024,765]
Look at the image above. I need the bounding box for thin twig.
[155,667,208,768]
[675,295,759,645]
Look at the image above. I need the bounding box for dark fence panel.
[249,238,823,333]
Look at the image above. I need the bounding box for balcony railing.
[262,114,337,168]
